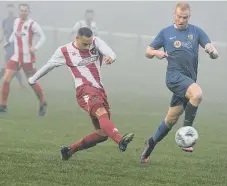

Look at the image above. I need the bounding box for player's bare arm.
[145,46,168,59]
[205,43,218,59]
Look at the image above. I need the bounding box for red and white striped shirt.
[9,17,45,63]
[29,37,116,89]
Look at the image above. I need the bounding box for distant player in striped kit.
[0,4,25,87]
[0,4,47,116]
[28,27,134,160]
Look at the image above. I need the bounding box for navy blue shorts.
[4,43,14,62]
[166,71,195,108]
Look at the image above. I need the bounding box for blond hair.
[175,2,191,11]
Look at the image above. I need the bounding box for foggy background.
[0,1,226,116]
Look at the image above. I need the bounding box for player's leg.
[61,116,108,160]
[79,86,134,150]
[70,116,108,153]
[141,102,184,163]
[178,83,203,152]
[95,107,134,152]
[184,83,202,126]
[141,72,195,163]
[0,60,19,112]
[7,44,25,87]
[23,62,47,116]
[61,86,134,160]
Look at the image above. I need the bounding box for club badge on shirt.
[174,40,182,48]
[187,34,193,40]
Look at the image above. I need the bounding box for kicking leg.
[61,117,108,160]
[95,107,134,152]
[61,129,108,160]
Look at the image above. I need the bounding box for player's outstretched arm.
[28,63,56,85]
[28,47,66,85]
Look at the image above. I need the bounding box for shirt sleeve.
[149,29,164,50]
[28,47,66,84]
[94,37,116,62]
[32,21,46,50]
[196,26,211,48]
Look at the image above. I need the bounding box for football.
[175,126,199,148]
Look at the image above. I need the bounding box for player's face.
[19,6,29,20]
[174,8,190,29]
[76,36,93,51]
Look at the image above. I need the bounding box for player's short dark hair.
[85,9,94,14]
[77,27,93,38]
[7,4,14,8]
[19,3,30,10]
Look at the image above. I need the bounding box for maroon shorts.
[7,60,36,76]
[76,85,110,118]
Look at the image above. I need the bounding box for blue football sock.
[184,102,198,126]
[151,120,171,143]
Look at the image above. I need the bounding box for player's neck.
[174,23,188,30]
[20,17,29,21]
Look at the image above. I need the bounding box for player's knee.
[191,90,203,103]
[96,129,108,138]
[165,115,179,126]
[3,71,14,83]
[95,107,108,118]
[187,84,203,103]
